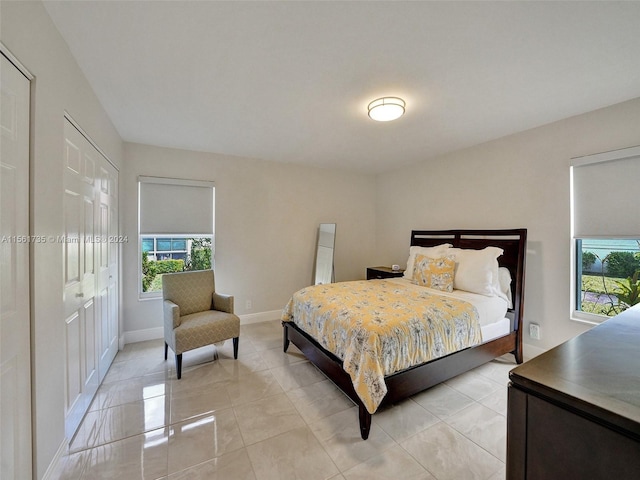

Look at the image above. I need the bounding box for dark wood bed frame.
[283,228,527,440]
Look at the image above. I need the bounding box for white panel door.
[0,53,32,480]
[63,120,100,439]
[62,119,119,439]
[97,161,118,380]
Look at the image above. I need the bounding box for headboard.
[410,229,527,333]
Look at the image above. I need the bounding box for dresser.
[507,304,640,479]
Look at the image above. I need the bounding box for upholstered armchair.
[162,270,240,379]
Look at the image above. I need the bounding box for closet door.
[97,160,119,380]
[0,53,32,479]
[63,120,100,439]
[63,119,119,439]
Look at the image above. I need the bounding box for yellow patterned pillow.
[411,254,455,292]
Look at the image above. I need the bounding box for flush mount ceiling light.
[367,97,405,122]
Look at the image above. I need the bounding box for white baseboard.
[123,326,164,345]
[41,437,68,480]
[121,310,282,345]
[239,309,282,325]
[523,342,547,360]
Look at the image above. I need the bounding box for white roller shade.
[139,176,214,235]
[572,147,640,238]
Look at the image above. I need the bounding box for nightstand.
[366,266,405,280]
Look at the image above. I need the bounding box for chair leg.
[233,337,239,359]
[176,353,182,379]
[164,342,168,360]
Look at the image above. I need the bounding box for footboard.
[283,321,373,439]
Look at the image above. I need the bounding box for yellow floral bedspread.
[281,280,481,413]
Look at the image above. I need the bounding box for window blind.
[572,146,640,238]
[139,176,214,235]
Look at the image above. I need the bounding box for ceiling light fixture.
[367,97,405,122]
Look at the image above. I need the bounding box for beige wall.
[121,143,377,336]
[1,2,123,478]
[375,97,640,353]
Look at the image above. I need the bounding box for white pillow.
[448,246,503,296]
[403,244,453,280]
[498,266,513,308]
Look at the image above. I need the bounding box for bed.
[282,228,527,439]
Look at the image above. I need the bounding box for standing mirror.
[314,223,336,285]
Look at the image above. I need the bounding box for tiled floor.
[51,319,519,479]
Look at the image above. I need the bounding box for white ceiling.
[43,1,640,173]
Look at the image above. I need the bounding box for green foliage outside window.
[580,246,640,317]
[606,251,640,278]
[614,270,640,310]
[141,251,155,292]
[141,254,184,292]
[141,236,213,293]
[186,238,212,271]
[581,251,597,272]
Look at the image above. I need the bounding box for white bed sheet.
[480,317,511,342]
[387,277,508,328]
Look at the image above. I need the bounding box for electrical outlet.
[245,300,252,310]
[529,323,541,340]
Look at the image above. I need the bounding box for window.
[571,146,640,322]
[141,235,213,292]
[575,239,640,318]
[138,176,215,297]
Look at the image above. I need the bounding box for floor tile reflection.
[167,410,245,474]
[55,318,517,479]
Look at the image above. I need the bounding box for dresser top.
[367,266,404,273]
[510,305,640,437]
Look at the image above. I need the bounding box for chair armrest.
[212,292,234,314]
[163,299,181,329]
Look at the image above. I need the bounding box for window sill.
[570,311,605,326]
[139,293,162,302]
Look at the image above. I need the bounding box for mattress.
[386,277,509,328]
